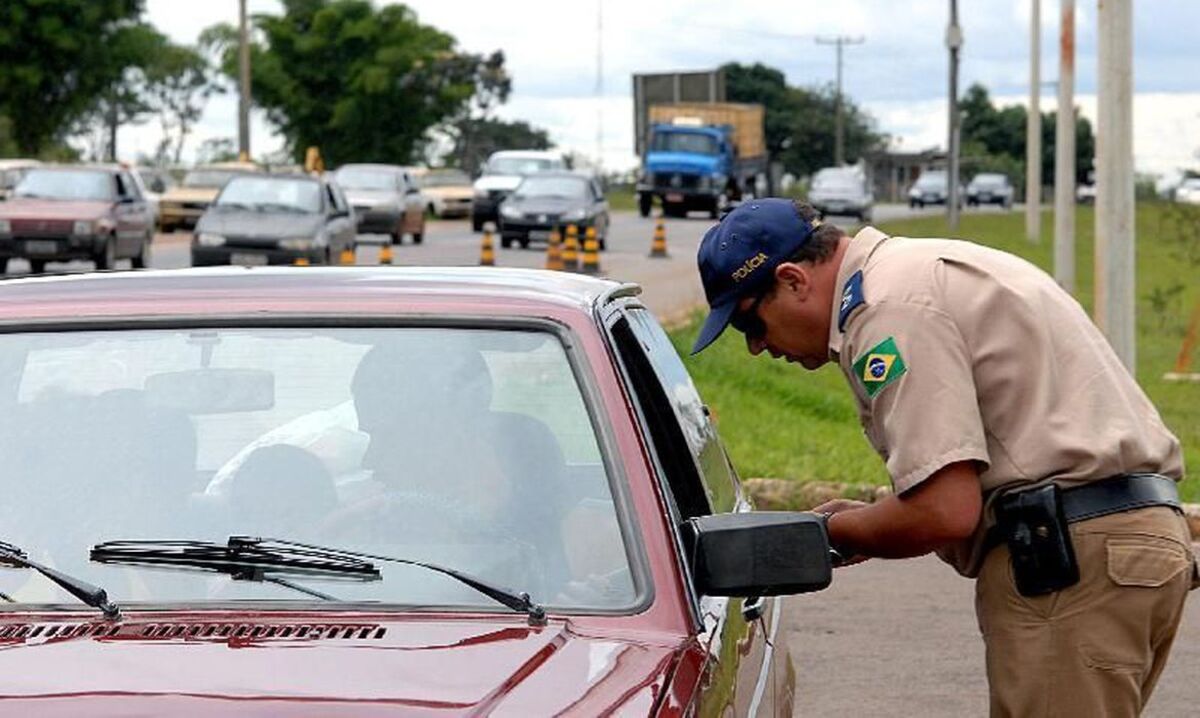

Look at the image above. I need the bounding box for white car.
[410,168,474,218]
[808,166,874,222]
[472,150,567,232]
[1174,178,1200,205]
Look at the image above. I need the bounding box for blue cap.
[691,199,818,354]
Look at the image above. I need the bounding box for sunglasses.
[729,292,768,340]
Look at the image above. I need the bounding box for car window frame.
[0,312,654,617]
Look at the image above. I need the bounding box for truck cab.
[639,123,734,219]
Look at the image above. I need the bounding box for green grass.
[605,187,638,214]
[668,203,1200,502]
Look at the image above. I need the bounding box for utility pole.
[815,35,865,167]
[946,0,963,231]
[595,0,603,172]
[1053,0,1075,292]
[1026,0,1043,243]
[1096,0,1136,371]
[238,0,251,162]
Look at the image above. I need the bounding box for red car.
[0,165,154,274]
[0,267,832,715]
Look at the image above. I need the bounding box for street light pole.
[1026,0,1042,243]
[946,0,963,231]
[1096,0,1136,371]
[815,36,865,167]
[1053,0,1075,292]
[238,0,251,162]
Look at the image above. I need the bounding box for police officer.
[691,198,1198,717]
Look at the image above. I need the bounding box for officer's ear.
[775,262,813,301]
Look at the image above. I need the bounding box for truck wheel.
[29,259,46,274]
[0,258,7,274]
[638,193,652,218]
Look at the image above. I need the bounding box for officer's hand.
[812,498,869,515]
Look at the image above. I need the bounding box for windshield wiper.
[90,537,381,601]
[93,537,547,625]
[0,541,120,619]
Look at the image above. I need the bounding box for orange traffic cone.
[581,227,601,275]
[649,219,668,258]
[545,227,564,271]
[562,226,580,272]
[379,242,394,265]
[480,224,496,266]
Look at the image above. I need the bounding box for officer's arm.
[826,461,982,559]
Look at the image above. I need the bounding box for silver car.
[966,173,1014,208]
[808,167,874,222]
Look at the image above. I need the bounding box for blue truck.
[635,103,767,219]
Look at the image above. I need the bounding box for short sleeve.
[841,300,989,493]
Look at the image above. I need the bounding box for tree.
[79,23,169,161]
[145,43,218,165]
[0,0,148,156]
[960,83,1094,187]
[195,137,237,165]
[722,62,886,178]
[202,0,510,167]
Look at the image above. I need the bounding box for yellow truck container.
[647,103,766,160]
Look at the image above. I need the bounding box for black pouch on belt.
[994,483,1080,597]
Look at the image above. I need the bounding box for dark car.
[333,164,425,245]
[192,174,357,266]
[498,172,609,250]
[966,173,1014,208]
[907,170,964,209]
[0,267,832,715]
[0,165,153,274]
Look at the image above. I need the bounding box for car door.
[114,171,150,256]
[604,303,788,716]
[324,182,355,252]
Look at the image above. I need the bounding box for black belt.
[985,473,1181,552]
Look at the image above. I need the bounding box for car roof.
[336,163,404,173]
[27,165,119,175]
[0,159,41,169]
[0,267,633,323]
[489,150,565,160]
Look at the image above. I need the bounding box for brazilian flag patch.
[852,336,907,398]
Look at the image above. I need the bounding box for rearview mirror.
[145,368,275,414]
[688,512,832,597]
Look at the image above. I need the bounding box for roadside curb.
[744,479,1200,542]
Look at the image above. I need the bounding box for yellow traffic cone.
[650,219,668,258]
[581,227,601,275]
[338,246,355,265]
[379,242,394,265]
[562,227,580,272]
[545,227,564,271]
[294,257,310,266]
[480,224,496,266]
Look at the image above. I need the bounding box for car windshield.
[650,131,718,155]
[138,169,175,193]
[334,168,397,191]
[915,172,947,188]
[183,170,245,189]
[0,326,636,613]
[971,174,1006,187]
[13,169,114,201]
[487,157,561,175]
[421,171,470,187]
[216,177,322,213]
[1181,178,1200,190]
[513,176,589,200]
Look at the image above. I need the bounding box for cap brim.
[690,299,738,355]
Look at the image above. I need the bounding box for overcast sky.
[129,0,1200,177]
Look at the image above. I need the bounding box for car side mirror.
[688,512,832,597]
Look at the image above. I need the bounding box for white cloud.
[123,0,1200,176]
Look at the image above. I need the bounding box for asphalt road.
[785,553,1198,716]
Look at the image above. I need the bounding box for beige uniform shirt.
[828,227,1184,577]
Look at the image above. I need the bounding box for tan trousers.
[976,507,1197,718]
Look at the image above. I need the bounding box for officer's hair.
[787,201,845,265]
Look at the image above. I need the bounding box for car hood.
[161,187,220,204]
[0,613,682,715]
[424,186,473,201]
[0,198,113,221]
[343,189,400,207]
[474,175,524,193]
[809,185,867,202]
[644,151,720,176]
[196,209,324,239]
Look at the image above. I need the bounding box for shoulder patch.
[852,336,907,398]
[838,270,865,332]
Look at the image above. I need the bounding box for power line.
[815,35,866,166]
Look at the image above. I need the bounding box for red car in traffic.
[0,267,832,715]
[0,165,154,274]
